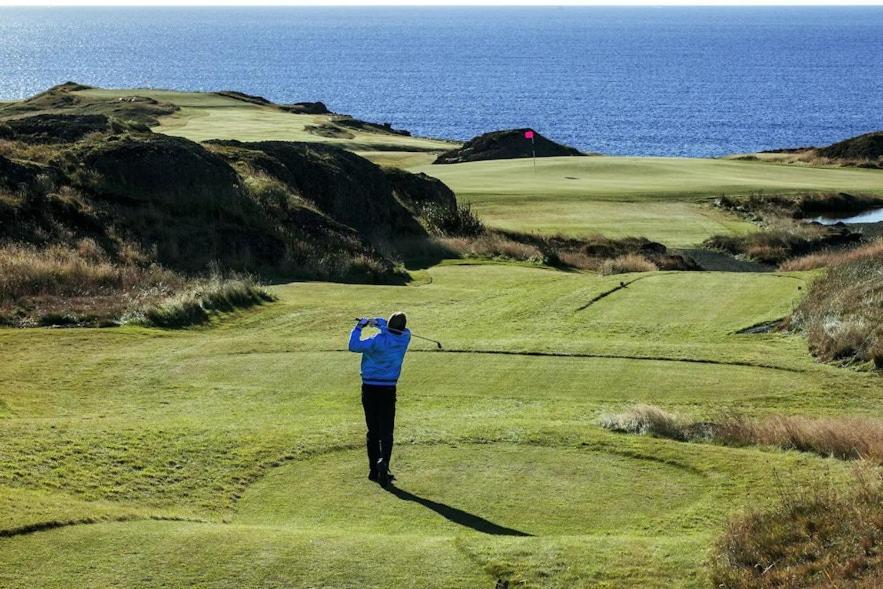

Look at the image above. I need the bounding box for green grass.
[74,88,457,153]
[1,263,880,587]
[2,86,882,587]
[413,157,883,201]
[412,157,883,246]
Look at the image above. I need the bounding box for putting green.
[413,157,883,202]
[412,157,883,246]
[464,200,754,248]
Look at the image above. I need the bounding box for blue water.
[815,208,883,225]
[1,7,881,157]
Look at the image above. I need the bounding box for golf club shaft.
[353,318,442,348]
[410,333,443,348]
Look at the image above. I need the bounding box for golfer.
[349,312,411,487]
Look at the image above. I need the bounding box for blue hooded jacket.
[348,317,411,387]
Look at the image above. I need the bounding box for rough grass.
[599,404,686,440]
[598,254,658,275]
[426,231,690,273]
[0,241,181,326]
[781,238,883,271]
[0,240,171,300]
[133,271,275,328]
[601,405,883,464]
[791,256,883,368]
[715,191,883,222]
[0,242,273,327]
[438,233,545,265]
[715,414,883,463]
[711,466,883,589]
[702,220,858,265]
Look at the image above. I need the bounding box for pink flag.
[524,130,535,139]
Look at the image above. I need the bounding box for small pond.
[812,207,883,225]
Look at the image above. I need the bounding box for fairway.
[413,157,883,245]
[74,88,458,153]
[1,263,879,588]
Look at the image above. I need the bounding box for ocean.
[0,6,881,157]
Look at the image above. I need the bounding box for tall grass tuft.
[0,242,274,327]
[134,270,275,328]
[598,254,658,275]
[601,404,883,464]
[599,404,687,440]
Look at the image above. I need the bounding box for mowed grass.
[468,200,754,248]
[1,263,881,588]
[73,88,457,153]
[413,157,883,246]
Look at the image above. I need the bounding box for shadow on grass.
[385,485,532,537]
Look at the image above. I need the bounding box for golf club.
[353,318,443,349]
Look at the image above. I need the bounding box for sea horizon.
[1,5,881,156]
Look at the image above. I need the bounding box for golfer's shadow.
[385,485,532,537]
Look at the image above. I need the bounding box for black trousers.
[361,384,397,471]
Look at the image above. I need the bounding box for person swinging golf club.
[349,312,411,487]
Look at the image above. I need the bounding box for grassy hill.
[1,84,882,588]
[0,83,480,325]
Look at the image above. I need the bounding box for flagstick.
[532,135,536,171]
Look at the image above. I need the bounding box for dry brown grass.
[598,254,658,275]
[716,414,883,463]
[438,233,545,264]
[790,257,882,368]
[781,239,883,271]
[0,241,272,327]
[601,404,883,464]
[712,466,883,588]
[0,139,61,163]
[130,270,274,328]
[0,240,179,302]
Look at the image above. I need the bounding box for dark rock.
[817,131,883,162]
[282,101,331,115]
[215,91,273,106]
[434,128,584,164]
[333,116,411,137]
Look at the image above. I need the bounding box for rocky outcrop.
[434,129,583,164]
[817,131,883,165]
[282,101,331,115]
